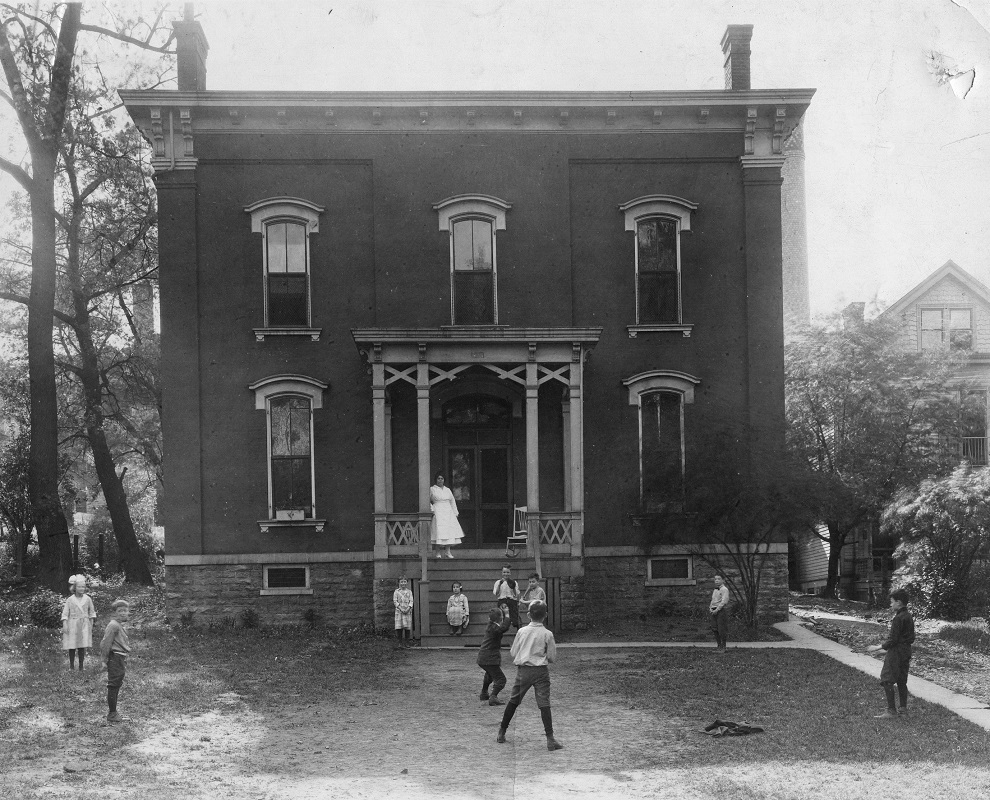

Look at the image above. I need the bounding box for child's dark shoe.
[479,693,490,701]
[106,712,130,724]
[496,728,507,743]
[546,737,564,751]
[873,710,897,719]
[488,697,504,706]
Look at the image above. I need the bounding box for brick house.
[121,17,813,638]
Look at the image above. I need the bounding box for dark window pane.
[637,219,677,273]
[453,271,494,324]
[266,567,308,588]
[268,275,308,326]
[272,457,312,513]
[481,508,511,544]
[639,272,679,323]
[480,448,509,504]
[651,558,689,579]
[642,391,683,511]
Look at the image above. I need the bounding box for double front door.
[443,396,513,546]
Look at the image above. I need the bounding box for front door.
[443,395,512,546]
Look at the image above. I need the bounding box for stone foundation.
[166,562,375,627]
[558,552,789,631]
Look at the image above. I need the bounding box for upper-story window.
[245,197,325,338]
[623,370,700,512]
[434,194,511,325]
[619,195,698,335]
[920,306,973,351]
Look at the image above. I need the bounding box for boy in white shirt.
[496,601,563,751]
[709,575,730,651]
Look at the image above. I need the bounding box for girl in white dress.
[430,474,464,559]
[61,574,96,670]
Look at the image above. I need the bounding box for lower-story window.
[646,555,694,586]
[641,390,684,511]
[270,395,314,520]
[261,565,313,595]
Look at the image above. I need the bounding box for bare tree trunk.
[823,523,846,599]
[28,151,72,591]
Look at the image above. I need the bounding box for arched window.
[249,375,328,522]
[619,195,698,330]
[623,370,700,512]
[434,194,511,325]
[245,197,325,334]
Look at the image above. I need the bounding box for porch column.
[417,361,432,565]
[562,399,572,511]
[568,350,584,557]
[372,362,388,559]
[526,361,540,564]
[384,400,394,512]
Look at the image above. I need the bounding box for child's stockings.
[67,649,76,669]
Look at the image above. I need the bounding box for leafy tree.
[0,2,174,588]
[785,313,967,598]
[883,464,990,620]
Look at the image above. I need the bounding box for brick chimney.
[173,3,209,91]
[720,25,753,90]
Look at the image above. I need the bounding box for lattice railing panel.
[539,516,573,545]
[386,517,420,546]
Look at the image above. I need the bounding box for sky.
[5,0,990,317]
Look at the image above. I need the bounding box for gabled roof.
[882,260,990,318]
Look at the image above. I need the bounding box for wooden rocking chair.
[505,506,528,557]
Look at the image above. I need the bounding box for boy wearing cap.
[869,589,915,718]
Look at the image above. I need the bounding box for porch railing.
[960,437,988,466]
[385,514,420,546]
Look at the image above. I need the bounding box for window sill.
[627,324,693,338]
[260,587,314,596]
[645,578,697,587]
[254,327,322,342]
[258,519,326,533]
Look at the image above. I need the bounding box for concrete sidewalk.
[426,618,990,731]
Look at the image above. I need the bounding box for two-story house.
[121,16,813,637]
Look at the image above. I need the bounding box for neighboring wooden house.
[793,260,990,597]
[121,17,813,636]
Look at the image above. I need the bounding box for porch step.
[420,556,538,640]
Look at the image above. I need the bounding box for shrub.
[302,608,321,627]
[938,621,990,653]
[240,607,260,628]
[27,588,64,628]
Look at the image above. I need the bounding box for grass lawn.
[1,619,989,799]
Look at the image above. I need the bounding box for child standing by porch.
[446,582,470,635]
[62,574,96,670]
[393,576,414,648]
[519,573,546,625]
[493,565,521,629]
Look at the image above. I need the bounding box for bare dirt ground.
[3,640,990,800]
[790,595,990,706]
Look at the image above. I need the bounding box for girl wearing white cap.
[62,575,97,670]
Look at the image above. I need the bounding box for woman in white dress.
[430,474,465,559]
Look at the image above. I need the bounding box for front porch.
[353,327,601,636]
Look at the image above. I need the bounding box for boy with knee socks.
[100,600,131,724]
[496,600,563,751]
[870,588,915,718]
